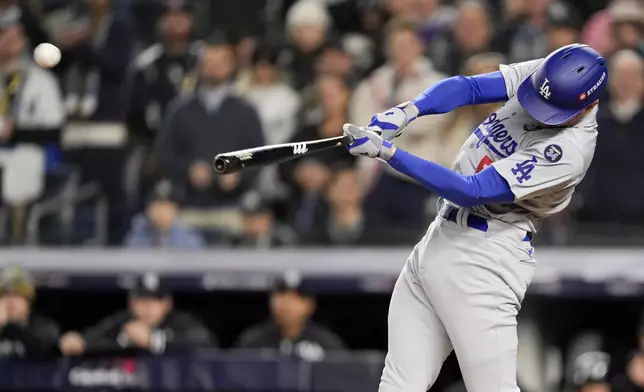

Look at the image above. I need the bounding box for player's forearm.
[387,149,514,207]
[410,72,508,116]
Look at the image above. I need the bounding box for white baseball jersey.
[447,59,598,233]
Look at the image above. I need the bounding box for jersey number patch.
[476,156,493,172]
[511,156,538,184]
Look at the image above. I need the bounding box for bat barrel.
[213,156,230,173]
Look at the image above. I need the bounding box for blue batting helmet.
[517,44,608,126]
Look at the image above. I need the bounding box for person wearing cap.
[235,191,296,247]
[281,0,333,90]
[0,267,59,358]
[125,180,205,249]
[59,273,215,356]
[153,31,265,212]
[127,0,200,146]
[235,272,344,361]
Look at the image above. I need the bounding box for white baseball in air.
[33,43,61,69]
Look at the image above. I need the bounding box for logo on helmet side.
[539,78,552,99]
[581,71,606,101]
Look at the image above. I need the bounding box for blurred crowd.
[0,0,643,247]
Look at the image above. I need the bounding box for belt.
[438,205,532,242]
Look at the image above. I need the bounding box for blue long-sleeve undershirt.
[411,71,508,116]
[388,149,515,207]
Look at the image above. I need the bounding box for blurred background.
[0,0,642,391]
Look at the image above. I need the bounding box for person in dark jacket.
[54,0,135,122]
[45,0,136,244]
[153,32,265,209]
[59,273,215,356]
[0,267,59,358]
[578,50,644,235]
[235,272,345,361]
[127,0,200,144]
[298,167,386,246]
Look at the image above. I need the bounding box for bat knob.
[213,156,230,174]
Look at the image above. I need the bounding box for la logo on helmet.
[539,79,551,99]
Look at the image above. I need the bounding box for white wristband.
[397,101,420,123]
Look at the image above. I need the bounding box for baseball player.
[342,43,608,392]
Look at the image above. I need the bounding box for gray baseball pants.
[379,214,536,392]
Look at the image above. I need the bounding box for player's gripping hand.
[343,123,396,161]
[368,101,420,141]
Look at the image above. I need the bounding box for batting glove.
[368,101,420,141]
[343,123,396,161]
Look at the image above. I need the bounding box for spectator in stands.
[429,0,493,75]
[235,272,345,361]
[298,167,372,246]
[235,191,295,248]
[609,0,644,53]
[0,267,59,358]
[127,0,199,145]
[545,3,582,52]
[351,20,452,234]
[280,73,354,233]
[51,0,135,244]
[153,32,264,214]
[0,8,65,244]
[238,46,300,202]
[238,46,300,146]
[314,40,359,87]
[125,180,205,249]
[55,0,134,122]
[495,0,561,63]
[59,273,215,356]
[578,50,644,232]
[415,0,457,46]
[0,5,65,154]
[281,0,332,90]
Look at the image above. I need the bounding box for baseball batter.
[342,44,608,392]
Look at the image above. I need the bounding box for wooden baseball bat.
[212,135,355,174]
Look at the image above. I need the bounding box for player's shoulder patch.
[543,144,563,163]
